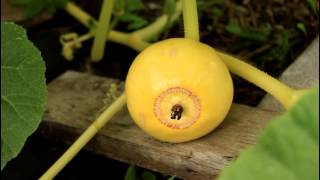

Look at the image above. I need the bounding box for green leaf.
[218,88,319,180]
[198,0,224,10]
[297,23,307,34]
[118,13,148,30]
[167,176,175,180]
[116,0,147,30]
[114,0,125,16]
[305,0,318,17]
[10,0,31,5]
[24,0,46,19]
[11,0,68,19]
[125,0,145,12]
[1,22,47,170]
[142,171,156,180]
[164,0,176,16]
[124,164,136,180]
[212,7,223,18]
[52,0,68,9]
[262,31,290,62]
[226,23,272,42]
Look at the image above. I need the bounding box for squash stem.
[182,0,199,41]
[64,2,97,29]
[216,51,297,109]
[62,2,300,108]
[134,15,169,41]
[134,0,182,41]
[63,1,182,50]
[90,0,116,62]
[39,94,126,180]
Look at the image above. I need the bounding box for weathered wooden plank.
[39,71,278,180]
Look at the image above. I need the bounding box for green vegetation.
[1,0,319,179]
[10,0,68,18]
[218,88,319,180]
[1,22,47,169]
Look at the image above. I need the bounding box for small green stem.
[182,0,199,41]
[64,2,97,29]
[216,51,296,109]
[90,0,116,62]
[134,15,169,41]
[108,31,150,51]
[77,31,95,42]
[39,94,126,180]
[134,0,182,41]
[63,1,182,51]
[60,32,95,61]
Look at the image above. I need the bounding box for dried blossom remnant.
[153,87,201,129]
[171,104,183,120]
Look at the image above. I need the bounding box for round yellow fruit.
[125,38,233,143]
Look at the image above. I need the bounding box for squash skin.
[125,38,233,143]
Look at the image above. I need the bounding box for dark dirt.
[1,132,175,180]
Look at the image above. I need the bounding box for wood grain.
[39,71,278,179]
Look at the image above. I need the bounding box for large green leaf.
[218,88,319,180]
[1,22,47,170]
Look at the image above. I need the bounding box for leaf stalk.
[90,0,116,62]
[39,94,126,180]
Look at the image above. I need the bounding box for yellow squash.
[125,38,233,143]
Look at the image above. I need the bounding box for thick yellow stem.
[90,0,116,62]
[216,51,296,109]
[64,1,182,48]
[134,15,169,41]
[63,2,298,108]
[39,94,126,180]
[108,31,150,51]
[182,0,199,41]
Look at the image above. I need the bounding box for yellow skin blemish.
[125,38,233,143]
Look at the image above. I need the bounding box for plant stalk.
[63,1,182,50]
[108,31,150,51]
[44,1,302,179]
[64,1,298,108]
[216,51,296,109]
[64,2,97,29]
[134,0,182,41]
[64,0,303,106]
[90,0,116,62]
[39,93,126,180]
[182,0,199,41]
[179,0,298,108]
[134,15,169,41]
